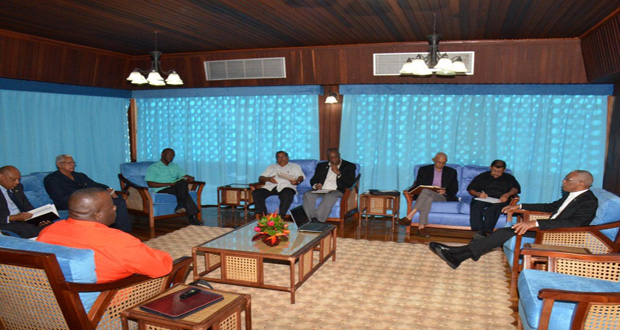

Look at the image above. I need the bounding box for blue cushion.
[518,269,620,330]
[21,172,54,208]
[590,188,620,240]
[428,201,460,214]
[119,161,155,188]
[0,236,98,312]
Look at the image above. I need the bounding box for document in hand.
[408,185,444,195]
[26,204,59,225]
[474,196,501,203]
[311,189,335,194]
[277,172,297,181]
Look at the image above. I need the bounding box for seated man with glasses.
[429,170,598,269]
[44,154,132,232]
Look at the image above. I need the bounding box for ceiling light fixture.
[399,13,468,77]
[126,31,183,86]
[325,92,339,104]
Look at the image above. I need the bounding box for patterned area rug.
[146,226,516,330]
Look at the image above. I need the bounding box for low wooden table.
[121,284,251,330]
[217,184,254,221]
[359,191,400,230]
[192,221,337,303]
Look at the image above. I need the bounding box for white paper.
[277,172,296,181]
[474,197,501,203]
[311,189,335,194]
[28,204,59,219]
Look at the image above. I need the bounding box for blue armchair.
[118,161,204,234]
[252,159,361,233]
[518,248,620,330]
[504,188,620,295]
[20,171,69,220]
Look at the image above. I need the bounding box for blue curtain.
[0,89,130,188]
[340,93,608,205]
[135,91,320,204]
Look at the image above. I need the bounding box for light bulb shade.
[126,70,144,81]
[149,79,166,86]
[325,93,338,104]
[146,70,164,83]
[434,57,453,71]
[452,59,468,73]
[411,58,432,76]
[165,71,184,85]
[131,74,148,85]
[399,59,416,75]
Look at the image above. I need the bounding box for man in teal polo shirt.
[145,148,200,225]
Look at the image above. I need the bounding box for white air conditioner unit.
[204,57,286,81]
[373,52,474,76]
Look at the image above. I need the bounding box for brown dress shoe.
[418,227,430,237]
[398,217,412,226]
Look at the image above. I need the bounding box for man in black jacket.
[303,148,356,223]
[44,154,132,232]
[0,165,47,238]
[429,170,598,269]
[399,152,458,237]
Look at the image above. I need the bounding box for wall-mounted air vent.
[373,52,475,76]
[204,57,286,81]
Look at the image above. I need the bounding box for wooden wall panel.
[581,14,620,83]
[603,84,620,195]
[0,30,131,89]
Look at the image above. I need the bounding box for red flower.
[254,226,261,232]
[267,220,275,226]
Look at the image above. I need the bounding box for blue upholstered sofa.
[118,161,204,232]
[20,171,69,220]
[255,159,361,231]
[403,164,516,229]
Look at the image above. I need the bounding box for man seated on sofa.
[429,170,598,269]
[145,148,200,225]
[44,154,132,232]
[303,148,356,223]
[467,159,520,239]
[252,151,304,217]
[399,152,458,237]
[38,187,172,282]
[0,165,50,238]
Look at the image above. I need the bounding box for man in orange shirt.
[38,187,172,282]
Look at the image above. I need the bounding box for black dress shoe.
[398,217,412,226]
[429,242,461,269]
[188,215,201,226]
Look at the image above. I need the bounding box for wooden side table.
[359,191,400,230]
[217,184,253,221]
[121,284,251,330]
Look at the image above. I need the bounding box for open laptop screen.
[289,206,311,228]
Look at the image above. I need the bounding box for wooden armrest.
[521,248,620,261]
[539,289,620,303]
[249,182,264,190]
[189,180,205,186]
[509,195,520,205]
[524,243,591,254]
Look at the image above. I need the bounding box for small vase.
[262,235,281,247]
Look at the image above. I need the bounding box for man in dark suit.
[0,165,47,238]
[44,154,132,232]
[303,148,357,223]
[429,170,598,269]
[399,152,458,237]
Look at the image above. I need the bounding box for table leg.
[245,295,252,330]
[289,259,296,304]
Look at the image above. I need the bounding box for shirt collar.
[568,189,589,197]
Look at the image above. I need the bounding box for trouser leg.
[414,189,446,225]
[482,201,510,233]
[469,200,490,232]
[467,227,536,259]
[111,197,132,232]
[0,222,43,238]
[315,190,344,223]
[159,180,199,216]
[303,192,320,220]
[252,188,278,215]
[277,187,296,216]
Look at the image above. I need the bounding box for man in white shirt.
[429,170,598,269]
[303,148,357,223]
[252,151,305,217]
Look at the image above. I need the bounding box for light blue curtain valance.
[132,85,322,99]
[0,89,130,188]
[136,92,320,204]
[341,84,613,96]
[340,93,608,209]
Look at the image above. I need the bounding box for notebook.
[289,206,332,233]
[140,287,224,319]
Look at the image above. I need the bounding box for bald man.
[0,165,49,238]
[38,188,172,283]
[430,170,598,269]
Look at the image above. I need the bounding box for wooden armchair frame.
[0,248,192,330]
[507,206,620,295]
[518,249,620,330]
[118,173,205,235]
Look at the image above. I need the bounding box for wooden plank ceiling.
[1,0,619,55]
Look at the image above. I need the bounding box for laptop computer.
[289,206,332,233]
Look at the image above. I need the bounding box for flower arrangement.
[253,213,290,246]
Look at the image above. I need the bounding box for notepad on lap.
[140,287,224,319]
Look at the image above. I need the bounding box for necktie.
[7,190,23,212]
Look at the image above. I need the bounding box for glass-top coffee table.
[192,221,337,303]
